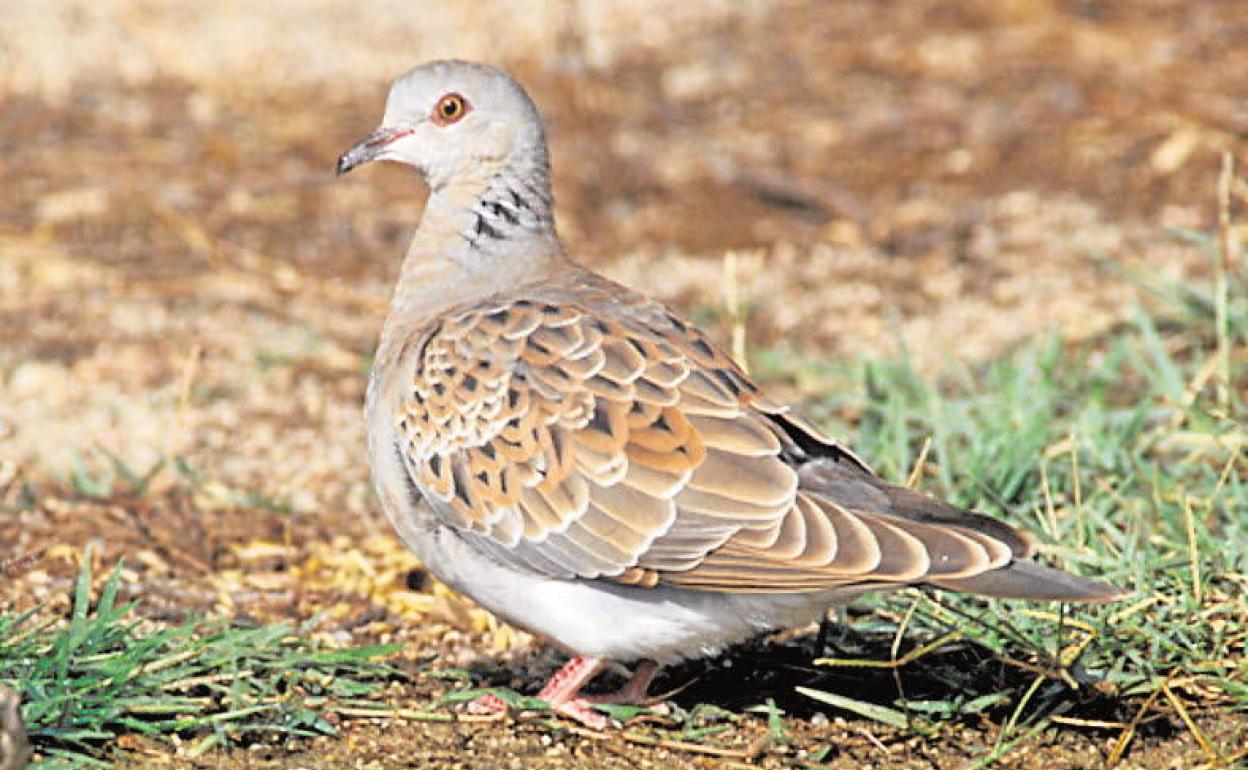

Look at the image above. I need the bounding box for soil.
[2,0,1246,767]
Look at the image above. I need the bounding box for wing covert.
[394,294,799,581]
[393,287,1031,594]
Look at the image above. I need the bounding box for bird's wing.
[391,285,1052,594]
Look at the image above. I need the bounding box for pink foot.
[464,692,509,720]
[530,657,664,728]
[548,697,609,729]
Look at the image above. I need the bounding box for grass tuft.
[756,225,1247,762]
[0,553,403,769]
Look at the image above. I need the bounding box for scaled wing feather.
[394,278,1039,593]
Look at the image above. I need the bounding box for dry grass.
[0,0,751,98]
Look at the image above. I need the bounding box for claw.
[464,692,509,720]
[549,698,609,730]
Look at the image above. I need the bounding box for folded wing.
[393,281,1121,602]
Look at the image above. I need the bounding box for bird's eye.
[432,93,470,126]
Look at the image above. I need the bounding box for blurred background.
[2,0,1244,483]
[2,2,1246,766]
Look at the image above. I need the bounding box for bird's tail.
[928,558,1126,602]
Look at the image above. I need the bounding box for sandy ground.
[2,0,1246,767]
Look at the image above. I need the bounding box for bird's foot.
[464,693,509,720]
[535,657,665,728]
[461,657,611,727]
[463,657,665,730]
[531,655,608,727]
[544,697,610,730]
[580,659,662,707]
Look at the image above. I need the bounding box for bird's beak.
[336,126,413,176]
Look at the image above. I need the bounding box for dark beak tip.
[335,154,354,177]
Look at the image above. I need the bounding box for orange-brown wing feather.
[394,282,1032,592]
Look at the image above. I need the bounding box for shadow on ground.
[463,617,1145,731]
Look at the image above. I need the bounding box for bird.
[337,60,1124,729]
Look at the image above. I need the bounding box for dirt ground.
[2,0,1246,768]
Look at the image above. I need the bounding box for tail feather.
[787,457,1124,602]
[929,559,1127,602]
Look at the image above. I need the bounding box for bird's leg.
[534,655,608,728]
[467,656,608,726]
[467,657,662,728]
[580,659,662,706]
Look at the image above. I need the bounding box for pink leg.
[535,655,608,728]
[581,659,662,705]
[467,657,665,728]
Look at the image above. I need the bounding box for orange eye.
[432,93,470,125]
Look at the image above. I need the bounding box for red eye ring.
[432,93,471,126]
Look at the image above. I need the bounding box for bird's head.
[336,60,549,191]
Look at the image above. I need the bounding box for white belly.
[410,525,839,664]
